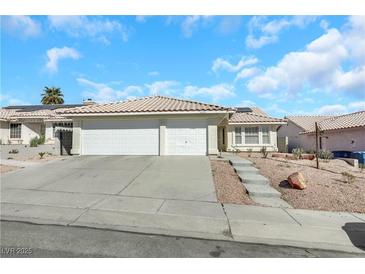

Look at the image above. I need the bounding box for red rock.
[287,172,307,190]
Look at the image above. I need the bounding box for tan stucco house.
[278,111,365,152]
[1,96,285,156]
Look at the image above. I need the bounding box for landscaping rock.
[287,172,307,190]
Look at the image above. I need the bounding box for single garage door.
[166,120,207,155]
[82,120,159,155]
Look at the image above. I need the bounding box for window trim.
[234,127,242,145]
[10,123,22,139]
[244,126,259,145]
[262,126,270,144]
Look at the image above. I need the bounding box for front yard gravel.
[241,154,365,213]
[210,160,256,205]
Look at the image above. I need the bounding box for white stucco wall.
[70,113,227,156]
[278,121,316,152]
[225,124,280,152]
[319,127,365,152]
[0,121,10,144]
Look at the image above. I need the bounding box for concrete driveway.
[1,156,217,202]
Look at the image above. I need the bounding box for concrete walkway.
[225,154,292,208]
[1,190,364,254]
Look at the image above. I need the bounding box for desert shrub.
[38,152,46,159]
[260,146,268,158]
[342,172,355,184]
[30,137,39,147]
[9,149,19,154]
[292,147,304,160]
[318,149,333,162]
[38,134,45,145]
[247,148,253,157]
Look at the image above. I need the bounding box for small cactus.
[39,152,46,159]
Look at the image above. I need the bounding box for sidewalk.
[1,190,364,254]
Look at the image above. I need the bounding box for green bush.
[39,152,46,159]
[318,149,333,162]
[30,137,39,147]
[38,134,45,145]
[260,147,268,158]
[292,147,304,160]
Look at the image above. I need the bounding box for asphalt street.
[1,221,363,258]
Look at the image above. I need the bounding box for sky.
[0,15,364,117]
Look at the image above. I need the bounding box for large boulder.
[287,172,307,190]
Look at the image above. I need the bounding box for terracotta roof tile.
[318,111,365,132]
[229,108,285,124]
[57,96,230,115]
[287,115,332,132]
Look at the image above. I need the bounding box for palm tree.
[41,86,64,105]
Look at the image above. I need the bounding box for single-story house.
[218,107,286,152]
[1,96,285,156]
[278,111,365,152]
[0,104,83,154]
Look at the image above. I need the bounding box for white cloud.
[235,67,260,81]
[77,78,143,103]
[48,16,129,44]
[45,47,80,73]
[315,104,348,115]
[212,56,258,73]
[238,100,256,107]
[314,101,365,115]
[0,93,30,106]
[246,16,365,98]
[181,16,212,38]
[183,84,235,101]
[145,81,180,96]
[148,71,160,76]
[246,16,316,49]
[217,16,242,34]
[1,16,41,38]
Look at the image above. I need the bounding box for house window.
[235,127,242,144]
[10,123,21,139]
[262,127,270,144]
[245,127,259,144]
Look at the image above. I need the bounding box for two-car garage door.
[81,119,207,156]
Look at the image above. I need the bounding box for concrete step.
[239,173,270,185]
[229,159,253,167]
[234,166,260,174]
[244,184,281,198]
[252,197,292,208]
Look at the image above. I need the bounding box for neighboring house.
[301,111,365,152]
[1,96,285,156]
[278,115,332,152]
[278,111,365,152]
[0,104,83,153]
[218,107,286,152]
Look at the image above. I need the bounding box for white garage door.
[82,120,159,155]
[166,120,207,155]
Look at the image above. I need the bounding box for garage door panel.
[166,120,207,156]
[82,120,159,155]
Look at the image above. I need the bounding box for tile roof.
[286,115,332,132]
[229,108,286,124]
[0,109,18,120]
[315,111,365,132]
[57,96,231,115]
[0,108,68,121]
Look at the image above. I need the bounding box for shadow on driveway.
[342,223,365,251]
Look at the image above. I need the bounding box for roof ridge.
[149,95,229,109]
[322,110,365,120]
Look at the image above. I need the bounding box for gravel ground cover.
[240,153,365,213]
[210,160,256,205]
[0,164,20,174]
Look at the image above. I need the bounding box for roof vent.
[83,98,95,106]
[236,107,253,113]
